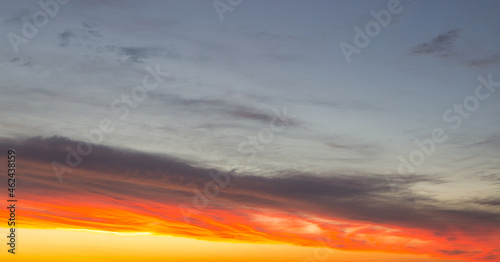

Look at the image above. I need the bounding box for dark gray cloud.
[410,29,461,56]
[0,136,498,235]
[475,199,500,206]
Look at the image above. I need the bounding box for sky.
[0,0,499,261]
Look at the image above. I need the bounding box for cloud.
[226,105,286,123]
[481,255,497,260]
[463,54,500,67]
[57,23,103,47]
[464,134,500,150]
[108,46,160,63]
[438,249,469,256]
[56,23,179,63]
[0,136,499,260]
[481,173,500,186]
[475,199,500,206]
[150,93,300,126]
[324,137,384,158]
[105,45,180,63]
[7,57,33,67]
[410,29,461,56]
[82,22,95,29]
[58,30,76,47]
[1,137,498,225]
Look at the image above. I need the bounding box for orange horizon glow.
[1,195,497,262]
[0,157,497,262]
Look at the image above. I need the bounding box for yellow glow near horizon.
[55,228,156,236]
[0,227,468,262]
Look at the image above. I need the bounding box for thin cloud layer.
[463,54,500,67]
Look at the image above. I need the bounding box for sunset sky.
[1,0,499,261]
